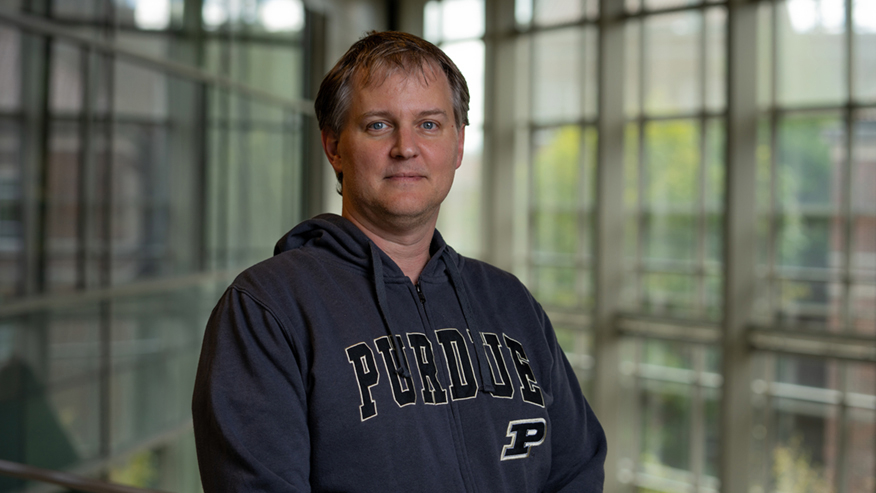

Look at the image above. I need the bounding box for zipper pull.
[416,283,426,304]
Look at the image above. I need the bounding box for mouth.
[385,171,426,182]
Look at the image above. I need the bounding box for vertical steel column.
[195,82,209,271]
[482,0,517,272]
[594,1,626,491]
[301,9,327,219]
[19,28,51,296]
[98,0,117,465]
[77,46,94,290]
[721,1,759,492]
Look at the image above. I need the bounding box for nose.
[390,127,418,159]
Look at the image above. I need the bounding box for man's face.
[322,66,465,233]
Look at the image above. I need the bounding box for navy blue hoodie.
[192,214,606,492]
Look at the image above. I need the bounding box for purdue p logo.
[501,418,546,460]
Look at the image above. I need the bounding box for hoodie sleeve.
[540,308,607,493]
[192,286,311,492]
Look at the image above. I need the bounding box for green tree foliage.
[772,435,832,493]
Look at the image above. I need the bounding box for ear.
[454,126,465,170]
[321,129,343,176]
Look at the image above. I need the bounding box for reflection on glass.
[644,11,701,115]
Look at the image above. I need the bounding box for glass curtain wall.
[0,0,308,490]
[750,1,876,492]
[619,2,726,491]
[496,0,876,491]
[514,0,600,395]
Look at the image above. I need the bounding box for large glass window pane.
[705,7,726,112]
[0,28,20,111]
[46,121,81,292]
[531,266,579,308]
[777,0,846,106]
[0,118,21,298]
[533,0,583,27]
[532,28,581,124]
[50,42,83,114]
[853,0,876,102]
[643,119,699,263]
[774,113,844,276]
[425,0,484,41]
[619,339,721,491]
[532,126,580,256]
[644,11,701,115]
[625,20,642,117]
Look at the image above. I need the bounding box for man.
[192,31,606,492]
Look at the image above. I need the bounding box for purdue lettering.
[374,335,417,407]
[480,332,514,398]
[407,333,448,404]
[346,343,380,421]
[504,335,545,407]
[501,418,547,460]
[436,328,477,400]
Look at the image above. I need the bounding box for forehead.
[351,61,450,100]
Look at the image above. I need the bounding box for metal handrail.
[0,268,242,317]
[0,459,171,493]
[0,6,315,116]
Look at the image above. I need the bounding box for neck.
[342,209,437,284]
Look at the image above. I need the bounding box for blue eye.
[368,122,385,130]
[422,121,436,130]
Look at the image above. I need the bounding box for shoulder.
[458,255,535,299]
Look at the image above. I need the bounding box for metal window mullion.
[690,345,706,490]
[836,2,855,490]
[76,46,94,291]
[840,0,855,334]
[696,9,708,319]
[196,81,209,272]
[768,0,779,324]
[636,16,647,309]
[594,1,625,491]
[721,1,759,493]
[577,26,589,309]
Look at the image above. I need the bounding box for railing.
[0,460,169,493]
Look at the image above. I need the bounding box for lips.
[386,170,426,180]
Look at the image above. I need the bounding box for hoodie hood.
[272,213,495,392]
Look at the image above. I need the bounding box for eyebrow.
[359,109,448,120]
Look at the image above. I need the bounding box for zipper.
[416,282,426,304]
